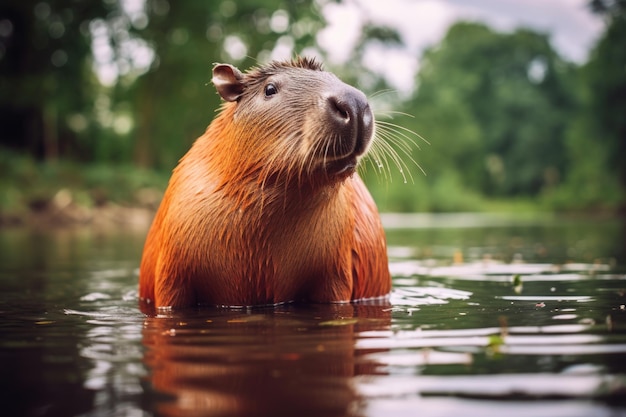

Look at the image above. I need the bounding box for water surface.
[0,214,624,416]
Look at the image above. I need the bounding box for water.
[0,214,625,417]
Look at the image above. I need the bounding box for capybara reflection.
[139,57,390,310]
[142,303,391,416]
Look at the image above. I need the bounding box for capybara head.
[210,57,375,186]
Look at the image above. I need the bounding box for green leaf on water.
[488,334,505,348]
[512,274,523,294]
[486,334,506,358]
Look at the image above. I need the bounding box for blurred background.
[0,0,624,225]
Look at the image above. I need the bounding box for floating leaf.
[512,274,523,294]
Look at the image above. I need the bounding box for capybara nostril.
[328,95,352,123]
[327,89,369,124]
[326,88,374,157]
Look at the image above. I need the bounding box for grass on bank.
[0,150,169,223]
[0,150,622,224]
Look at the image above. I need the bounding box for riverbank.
[0,152,166,228]
[1,153,622,228]
[0,188,156,229]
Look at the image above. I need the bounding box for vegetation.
[0,0,624,222]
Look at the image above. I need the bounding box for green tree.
[551,0,626,211]
[0,0,111,161]
[401,22,577,200]
[588,2,626,174]
[588,0,626,195]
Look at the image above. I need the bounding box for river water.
[0,214,624,417]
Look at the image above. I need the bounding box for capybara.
[139,57,390,310]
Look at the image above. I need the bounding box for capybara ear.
[212,64,244,102]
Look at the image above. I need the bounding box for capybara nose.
[327,87,373,156]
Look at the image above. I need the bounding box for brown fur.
[139,57,390,310]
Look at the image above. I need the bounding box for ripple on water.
[51,257,626,415]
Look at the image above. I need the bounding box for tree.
[401,22,577,198]
[0,1,111,161]
[585,0,626,193]
[550,0,626,211]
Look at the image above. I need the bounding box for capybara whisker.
[371,119,426,180]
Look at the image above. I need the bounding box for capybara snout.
[325,86,374,160]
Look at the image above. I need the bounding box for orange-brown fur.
[139,58,390,310]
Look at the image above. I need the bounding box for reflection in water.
[142,303,391,417]
[0,217,625,416]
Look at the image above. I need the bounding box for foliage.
[0,1,112,160]
[400,22,577,200]
[0,147,168,220]
[0,0,624,215]
[545,0,626,210]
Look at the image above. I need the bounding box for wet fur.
[139,58,390,310]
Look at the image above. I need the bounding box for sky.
[316,0,605,94]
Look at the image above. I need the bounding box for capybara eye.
[264,83,278,97]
